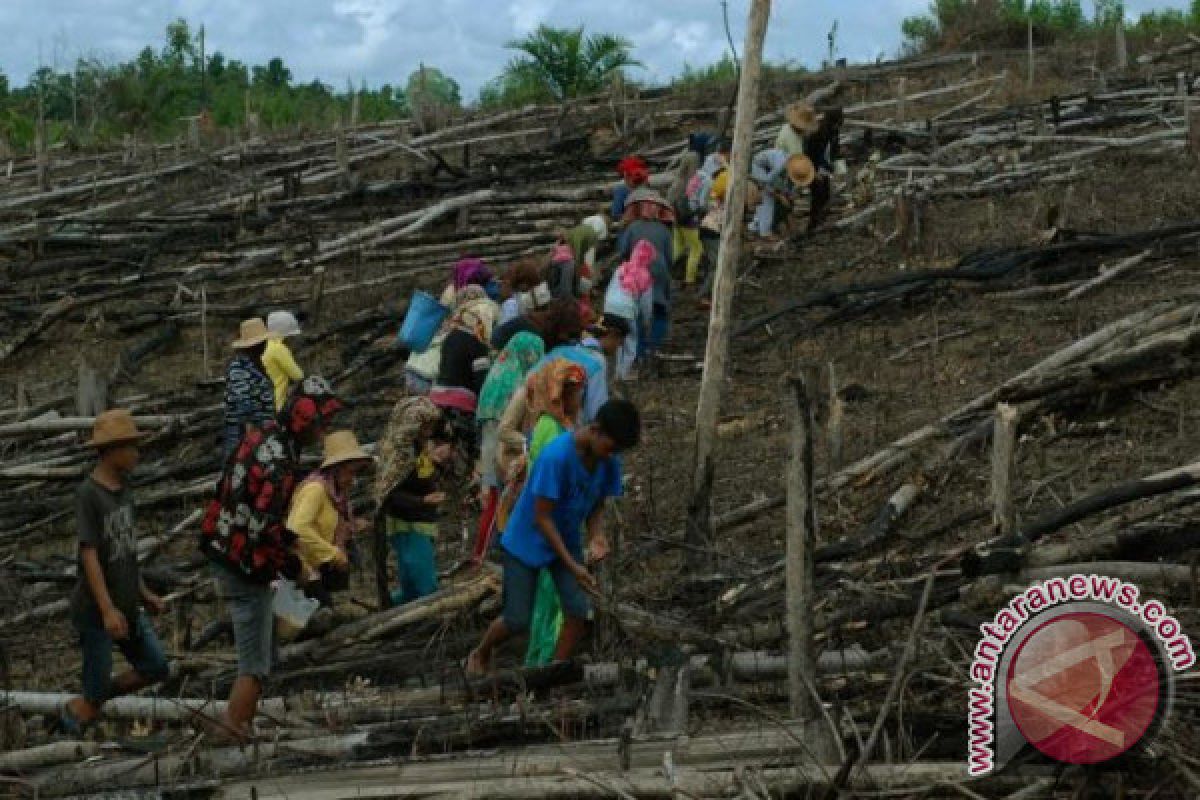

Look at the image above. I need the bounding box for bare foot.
[465,648,491,677]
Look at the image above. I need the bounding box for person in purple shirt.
[466,399,641,675]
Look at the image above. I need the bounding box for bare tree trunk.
[1115,19,1129,70]
[685,0,772,558]
[991,403,1019,537]
[1027,16,1035,89]
[786,370,819,728]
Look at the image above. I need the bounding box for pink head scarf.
[619,240,656,295]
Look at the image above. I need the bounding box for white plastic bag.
[272,579,319,629]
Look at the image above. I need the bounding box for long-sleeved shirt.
[223,355,274,450]
[287,480,341,572]
[617,220,674,309]
[775,124,806,156]
[603,271,654,336]
[263,338,304,411]
[382,453,439,530]
[496,385,530,483]
[803,125,840,172]
[751,148,792,192]
[437,329,491,398]
[534,338,609,424]
[201,422,300,584]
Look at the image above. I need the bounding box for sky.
[0,0,1192,98]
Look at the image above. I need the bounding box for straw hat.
[232,317,270,349]
[785,154,816,188]
[785,102,819,134]
[745,180,763,209]
[625,187,671,209]
[320,430,372,469]
[266,310,302,338]
[85,409,147,449]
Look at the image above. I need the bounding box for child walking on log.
[63,410,170,733]
[467,399,640,675]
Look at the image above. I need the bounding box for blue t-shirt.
[534,342,608,424]
[501,431,623,568]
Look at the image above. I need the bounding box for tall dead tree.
[685,0,771,557]
[786,371,818,720]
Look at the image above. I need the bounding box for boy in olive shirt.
[63,410,169,733]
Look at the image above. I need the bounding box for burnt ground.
[1,44,1200,797]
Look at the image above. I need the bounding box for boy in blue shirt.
[467,399,641,675]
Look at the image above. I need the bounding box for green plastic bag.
[524,569,563,666]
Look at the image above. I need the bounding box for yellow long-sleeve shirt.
[263,338,304,411]
[287,480,341,572]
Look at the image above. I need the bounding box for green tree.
[163,18,196,67]
[502,25,640,102]
[1094,0,1124,27]
[405,65,461,107]
[253,57,292,89]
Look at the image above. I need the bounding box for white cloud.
[2,0,1193,98]
[508,0,556,34]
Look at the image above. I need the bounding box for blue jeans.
[390,532,438,605]
[76,610,169,704]
[500,547,592,635]
[638,305,671,360]
[752,191,777,235]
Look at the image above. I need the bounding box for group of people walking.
[62,100,846,741]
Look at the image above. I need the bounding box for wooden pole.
[309,265,327,327]
[684,0,771,556]
[786,370,819,723]
[1115,18,1128,71]
[991,403,1019,538]
[1027,16,1035,90]
[895,77,907,125]
[827,362,844,470]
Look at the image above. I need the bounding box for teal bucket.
[398,291,449,352]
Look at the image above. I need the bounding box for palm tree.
[503,25,641,102]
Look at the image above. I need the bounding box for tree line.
[0,19,640,153]
[2,6,1198,154]
[902,0,1200,53]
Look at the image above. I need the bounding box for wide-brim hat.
[320,430,372,469]
[625,187,671,209]
[785,102,819,134]
[85,408,148,448]
[232,317,270,349]
[786,154,816,188]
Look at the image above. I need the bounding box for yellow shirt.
[287,480,341,572]
[263,338,304,411]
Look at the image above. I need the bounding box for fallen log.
[1020,460,1200,545]
[224,759,1050,800]
[0,296,76,365]
[275,569,500,667]
[0,408,217,439]
[0,691,286,721]
[0,741,101,774]
[715,300,1196,531]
